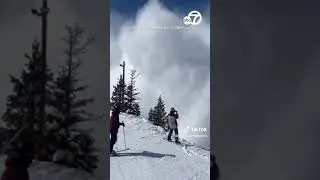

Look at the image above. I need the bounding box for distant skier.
[166,107,180,143]
[110,104,125,155]
[1,142,34,180]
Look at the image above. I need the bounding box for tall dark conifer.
[151,96,167,127]
[47,23,97,173]
[111,75,126,111]
[2,40,53,156]
[125,70,141,116]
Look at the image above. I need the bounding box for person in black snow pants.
[167,107,180,143]
[110,105,125,155]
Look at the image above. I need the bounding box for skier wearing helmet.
[166,107,180,143]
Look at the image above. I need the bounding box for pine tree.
[111,75,126,112]
[148,108,155,122]
[47,23,97,173]
[2,40,53,157]
[132,103,141,116]
[125,70,140,116]
[152,96,167,127]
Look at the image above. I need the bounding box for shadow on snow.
[116,150,176,158]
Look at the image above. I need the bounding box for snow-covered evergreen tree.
[132,103,141,116]
[148,108,155,122]
[151,96,167,127]
[1,40,53,157]
[47,23,97,173]
[125,70,141,116]
[111,75,126,112]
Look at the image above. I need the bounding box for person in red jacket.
[110,105,125,154]
[1,141,34,180]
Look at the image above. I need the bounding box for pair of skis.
[110,148,130,156]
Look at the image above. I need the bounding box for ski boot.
[110,150,117,156]
[175,137,180,144]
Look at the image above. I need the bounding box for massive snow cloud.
[110,0,210,149]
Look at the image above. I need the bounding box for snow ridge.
[111,113,210,180]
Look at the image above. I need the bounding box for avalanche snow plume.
[110,0,210,149]
[110,113,210,180]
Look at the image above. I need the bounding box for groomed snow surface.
[110,114,210,180]
[0,113,210,180]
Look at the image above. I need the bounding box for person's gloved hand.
[120,122,125,127]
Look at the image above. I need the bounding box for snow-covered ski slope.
[110,114,210,180]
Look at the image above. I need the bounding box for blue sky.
[110,0,209,15]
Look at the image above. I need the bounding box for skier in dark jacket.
[1,142,34,180]
[167,107,180,143]
[110,105,125,154]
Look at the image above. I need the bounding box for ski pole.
[122,121,127,150]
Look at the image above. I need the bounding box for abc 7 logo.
[183,10,202,26]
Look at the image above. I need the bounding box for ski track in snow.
[111,114,210,180]
[0,114,209,180]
